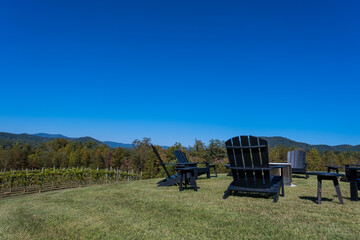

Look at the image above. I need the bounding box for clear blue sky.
[1,0,359,146]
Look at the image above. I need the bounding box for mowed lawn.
[0,174,359,240]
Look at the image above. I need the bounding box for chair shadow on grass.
[340,196,353,201]
[299,196,334,203]
[292,175,308,179]
[230,191,276,200]
[179,186,200,191]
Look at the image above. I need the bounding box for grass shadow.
[299,196,334,204]
[292,175,308,179]
[179,186,200,191]
[229,191,275,200]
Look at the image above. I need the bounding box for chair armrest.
[228,167,272,171]
[270,165,287,169]
[158,162,198,166]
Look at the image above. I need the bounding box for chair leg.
[223,190,231,199]
[274,188,280,203]
[317,176,322,204]
[349,169,359,201]
[179,173,184,191]
[190,172,198,191]
[332,178,344,204]
[280,168,284,197]
[185,172,190,187]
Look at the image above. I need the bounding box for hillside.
[0,132,359,152]
[262,136,360,152]
[0,132,101,148]
[102,141,134,148]
[0,132,54,147]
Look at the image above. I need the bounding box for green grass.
[0,174,359,240]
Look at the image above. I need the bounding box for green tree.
[80,148,91,167]
[166,142,186,163]
[206,139,226,163]
[69,148,82,167]
[0,148,10,169]
[189,139,207,162]
[111,147,125,168]
[130,138,158,179]
[307,148,324,171]
[10,144,27,169]
[94,146,108,168]
[268,145,292,163]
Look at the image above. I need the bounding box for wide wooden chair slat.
[240,136,255,188]
[259,138,271,188]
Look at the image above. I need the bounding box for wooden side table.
[326,165,342,174]
[175,167,198,191]
[308,172,344,204]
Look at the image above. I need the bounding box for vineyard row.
[0,167,141,198]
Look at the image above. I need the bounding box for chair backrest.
[287,150,306,169]
[344,164,360,181]
[151,144,171,178]
[174,150,190,164]
[225,136,270,188]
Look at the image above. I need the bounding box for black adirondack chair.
[344,164,360,201]
[223,136,284,203]
[151,145,181,187]
[174,150,217,178]
[287,150,309,179]
[344,164,360,182]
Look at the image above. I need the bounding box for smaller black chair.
[287,150,309,179]
[174,150,217,178]
[344,164,360,201]
[151,145,181,187]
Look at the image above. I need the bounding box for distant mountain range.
[0,132,359,152]
[0,132,133,148]
[261,136,360,152]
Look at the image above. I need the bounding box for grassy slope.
[0,174,359,240]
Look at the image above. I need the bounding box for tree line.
[0,138,359,179]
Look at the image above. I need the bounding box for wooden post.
[116,168,119,182]
[10,170,14,193]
